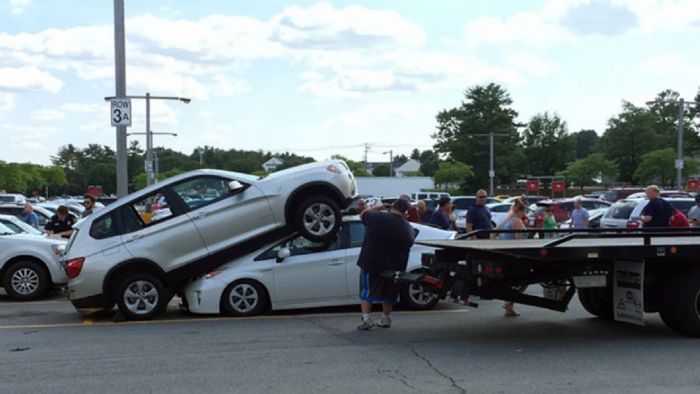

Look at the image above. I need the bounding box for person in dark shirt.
[466,189,493,239]
[45,205,76,238]
[429,196,454,230]
[640,185,673,228]
[356,199,415,330]
[82,194,96,218]
[416,200,434,223]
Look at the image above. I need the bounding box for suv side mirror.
[276,247,291,263]
[228,180,245,193]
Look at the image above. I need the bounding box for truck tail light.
[65,257,85,279]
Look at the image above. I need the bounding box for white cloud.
[3,124,56,156]
[465,12,574,49]
[0,66,63,93]
[505,53,558,77]
[0,94,15,113]
[9,0,32,15]
[33,109,65,121]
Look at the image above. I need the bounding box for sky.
[1,0,699,166]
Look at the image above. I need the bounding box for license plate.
[573,275,607,288]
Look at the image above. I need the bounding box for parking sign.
[111,98,132,127]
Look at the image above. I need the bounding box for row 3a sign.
[110,98,132,127]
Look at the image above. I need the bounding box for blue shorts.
[359,270,398,305]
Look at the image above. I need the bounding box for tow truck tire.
[577,287,613,320]
[659,272,700,337]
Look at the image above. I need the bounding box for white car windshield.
[0,222,16,235]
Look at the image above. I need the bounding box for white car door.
[170,176,276,254]
[273,233,348,304]
[343,221,365,298]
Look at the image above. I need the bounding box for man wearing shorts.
[357,199,415,330]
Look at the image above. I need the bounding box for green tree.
[433,83,521,189]
[632,148,700,187]
[557,154,618,192]
[418,150,440,177]
[520,112,575,176]
[646,89,700,155]
[433,161,474,190]
[573,129,599,159]
[392,154,409,169]
[410,149,421,160]
[599,102,662,182]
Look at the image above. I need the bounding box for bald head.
[476,189,488,206]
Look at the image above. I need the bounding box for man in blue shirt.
[466,189,492,239]
[22,203,39,229]
[570,198,590,229]
[429,196,454,230]
[640,185,673,228]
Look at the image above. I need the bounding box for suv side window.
[171,177,230,211]
[90,212,118,239]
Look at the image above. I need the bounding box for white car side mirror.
[276,247,291,263]
[228,180,245,193]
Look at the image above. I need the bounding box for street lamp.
[382,150,394,177]
[105,93,190,186]
[645,98,700,188]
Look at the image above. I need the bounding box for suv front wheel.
[294,196,341,242]
[115,274,166,321]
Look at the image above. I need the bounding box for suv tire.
[3,260,49,301]
[294,196,341,242]
[115,274,166,321]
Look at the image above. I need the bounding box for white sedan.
[183,217,455,316]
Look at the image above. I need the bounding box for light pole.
[113,0,128,197]
[126,131,178,183]
[383,150,394,177]
[471,133,508,195]
[106,94,190,186]
[646,98,700,188]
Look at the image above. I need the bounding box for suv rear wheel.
[115,274,166,321]
[294,196,341,242]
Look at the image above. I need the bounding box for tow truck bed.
[397,229,700,337]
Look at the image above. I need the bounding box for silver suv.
[0,224,67,300]
[62,160,356,320]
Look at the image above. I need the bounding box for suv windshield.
[606,201,637,219]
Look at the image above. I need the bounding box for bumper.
[183,278,226,314]
[69,292,111,309]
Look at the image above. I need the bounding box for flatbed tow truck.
[390,228,700,337]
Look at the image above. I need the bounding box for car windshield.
[0,196,16,202]
[669,200,694,215]
[0,222,16,235]
[605,201,637,219]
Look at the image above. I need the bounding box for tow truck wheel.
[659,272,700,337]
[577,287,613,320]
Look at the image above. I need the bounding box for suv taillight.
[65,257,85,279]
[626,220,640,229]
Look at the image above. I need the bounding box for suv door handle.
[192,211,207,219]
[124,234,143,243]
[328,260,343,266]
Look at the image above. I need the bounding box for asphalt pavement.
[1,289,699,394]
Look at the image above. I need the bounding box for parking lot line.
[0,308,468,330]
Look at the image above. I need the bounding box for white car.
[62,160,357,320]
[0,214,43,236]
[183,217,455,316]
[0,193,27,204]
[0,223,67,300]
[600,198,694,228]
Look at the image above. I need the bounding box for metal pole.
[676,98,685,189]
[389,150,393,177]
[113,0,128,197]
[146,92,153,186]
[489,132,494,195]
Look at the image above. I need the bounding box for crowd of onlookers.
[18,194,97,238]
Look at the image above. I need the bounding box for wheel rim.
[123,280,159,315]
[229,283,259,313]
[302,202,336,236]
[408,284,436,306]
[11,268,40,295]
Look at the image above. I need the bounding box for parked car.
[502,195,549,205]
[624,190,691,200]
[0,214,43,236]
[410,191,451,202]
[529,198,612,228]
[600,198,695,229]
[0,225,67,300]
[0,193,27,204]
[557,208,609,229]
[37,202,84,219]
[582,191,608,200]
[452,195,498,232]
[62,161,357,320]
[486,202,534,228]
[0,203,54,228]
[183,217,455,316]
[603,188,644,202]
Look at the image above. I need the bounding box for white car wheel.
[222,280,268,317]
[116,274,166,321]
[294,197,341,242]
[3,261,49,301]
